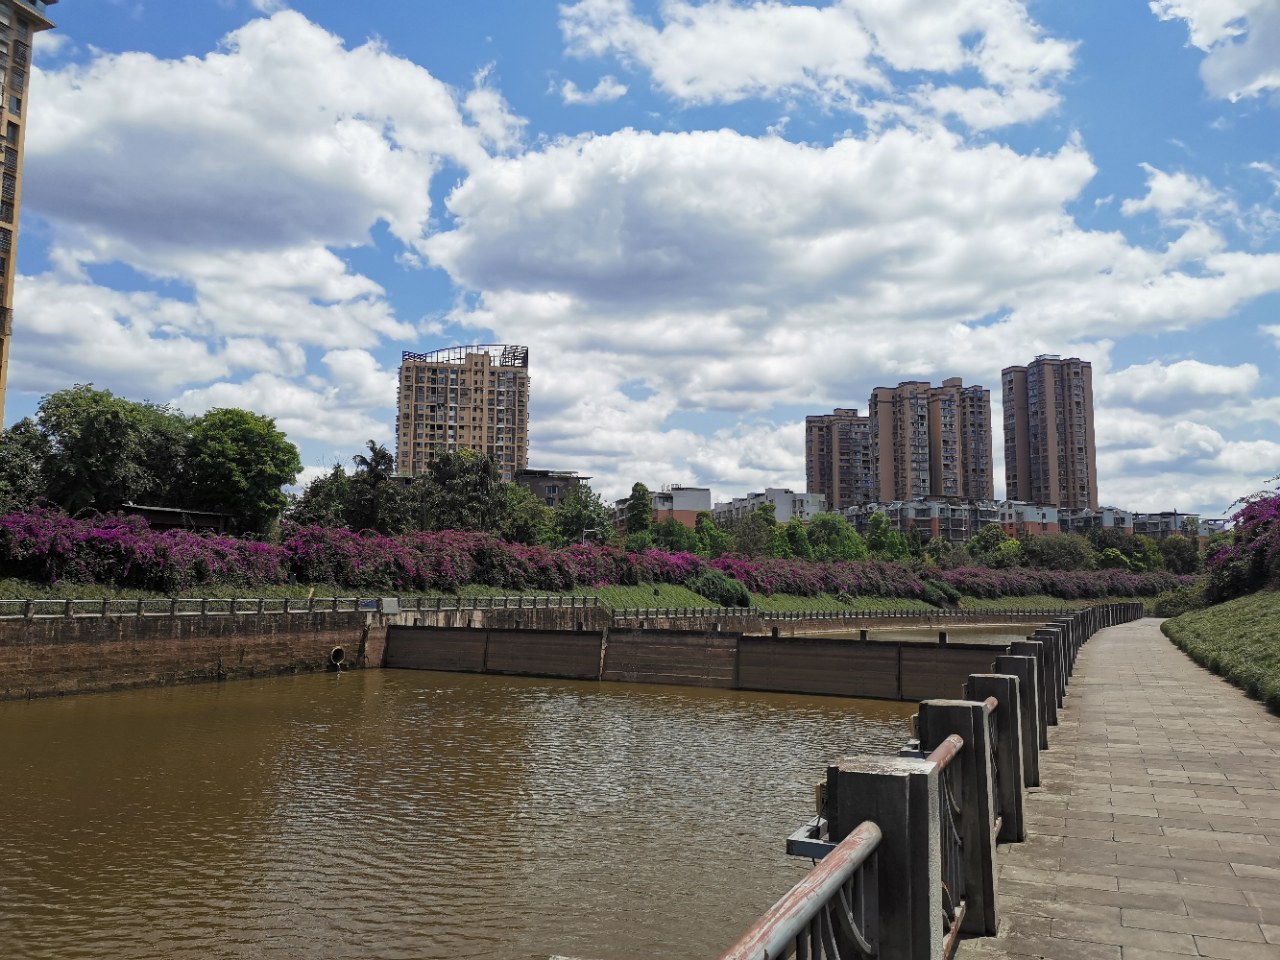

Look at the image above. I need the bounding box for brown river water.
[1,669,916,960]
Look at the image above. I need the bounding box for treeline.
[0,385,300,534]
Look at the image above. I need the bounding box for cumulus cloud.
[560,0,1075,129]
[1150,0,1280,101]
[1121,163,1233,222]
[1100,359,1259,411]
[561,76,629,105]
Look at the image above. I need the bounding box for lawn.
[1161,590,1280,713]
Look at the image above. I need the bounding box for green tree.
[864,511,909,562]
[416,450,507,533]
[0,418,51,512]
[695,511,732,559]
[38,384,189,512]
[785,517,815,560]
[498,483,554,545]
[806,513,868,562]
[346,442,412,534]
[652,516,700,553]
[1159,534,1201,575]
[1020,533,1097,571]
[624,482,653,535]
[187,408,301,534]
[288,464,352,527]
[552,485,614,545]
[732,507,775,557]
[769,524,794,559]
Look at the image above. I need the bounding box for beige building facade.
[396,345,529,482]
[1002,355,1098,510]
[0,0,56,426]
[869,378,994,502]
[804,408,876,511]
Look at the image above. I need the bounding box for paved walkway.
[958,617,1280,960]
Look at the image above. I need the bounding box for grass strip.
[1161,590,1280,713]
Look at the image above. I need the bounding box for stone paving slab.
[956,618,1280,960]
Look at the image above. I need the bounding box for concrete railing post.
[827,755,941,960]
[917,699,999,935]
[965,674,1026,843]
[1034,626,1067,709]
[1009,639,1050,747]
[995,654,1041,787]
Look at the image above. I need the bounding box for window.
[7,96,18,116]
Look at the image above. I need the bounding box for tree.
[732,508,775,557]
[346,441,411,534]
[416,450,506,533]
[864,512,909,562]
[695,511,732,559]
[785,517,815,560]
[37,384,189,512]
[0,418,50,513]
[289,464,352,528]
[1158,534,1200,575]
[1020,533,1097,571]
[806,513,868,562]
[552,485,614,546]
[652,516,700,553]
[187,408,301,534]
[624,482,653,535]
[498,483,554,545]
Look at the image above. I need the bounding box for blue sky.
[14,0,1280,514]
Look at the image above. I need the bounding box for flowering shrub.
[0,507,1193,601]
[1206,490,1280,602]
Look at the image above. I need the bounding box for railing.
[982,697,1004,841]
[719,821,882,960]
[0,595,604,620]
[928,735,968,960]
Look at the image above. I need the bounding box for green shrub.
[683,567,751,607]
[1149,582,1207,618]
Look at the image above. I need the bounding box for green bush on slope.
[1161,590,1280,713]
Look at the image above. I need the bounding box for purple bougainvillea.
[0,506,1192,599]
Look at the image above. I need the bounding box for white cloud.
[1121,163,1232,222]
[561,76,629,105]
[1100,359,1260,409]
[560,0,1075,129]
[1150,0,1280,101]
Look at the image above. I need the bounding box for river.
[1,669,915,959]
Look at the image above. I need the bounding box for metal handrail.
[928,734,968,960]
[719,820,882,960]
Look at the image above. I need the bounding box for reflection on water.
[0,670,914,960]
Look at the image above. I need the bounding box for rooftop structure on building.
[712,488,828,526]
[396,345,529,482]
[0,0,57,426]
[1002,356,1098,511]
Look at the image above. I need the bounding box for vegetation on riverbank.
[1161,590,1280,713]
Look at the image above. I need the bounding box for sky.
[12,0,1280,515]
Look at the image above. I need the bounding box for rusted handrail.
[719,820,882,960]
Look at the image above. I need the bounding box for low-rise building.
[1133,511,1200,540]
[514,469,589,508]
[1058,506,1134,537]
[713,488,828,525]
[997,501,1060,537]
[652,485,711,528]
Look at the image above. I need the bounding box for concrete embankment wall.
[384,624,1002,701]
[0,611,378,701]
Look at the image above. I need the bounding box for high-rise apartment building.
[870,378,993,502]
[0,0,57,426]
[805,408,876,510]
[1002,356,1097,510]
[396,345,529,482]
